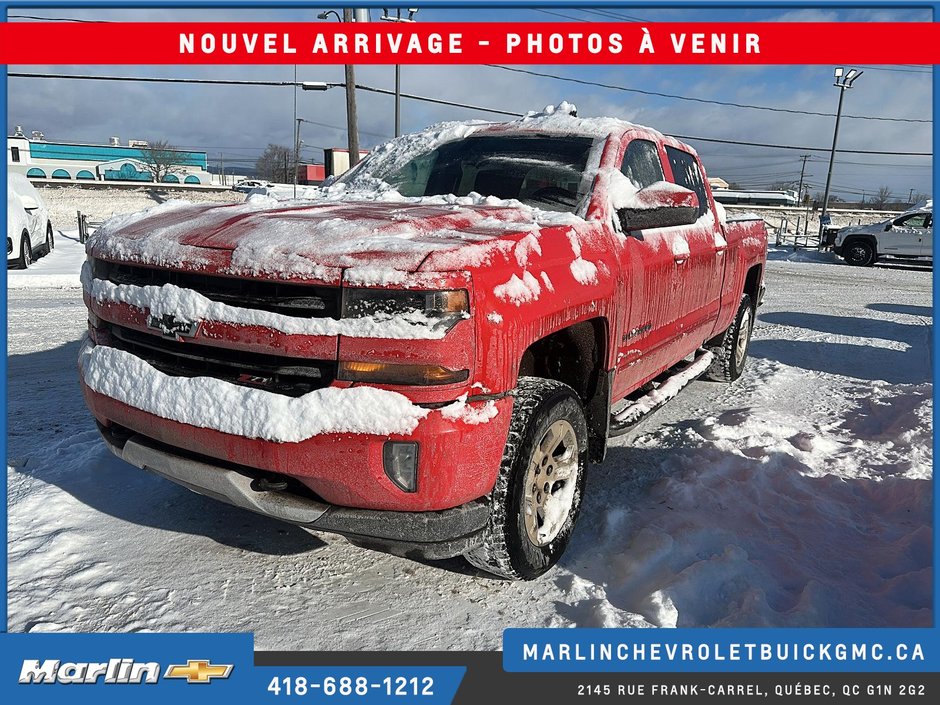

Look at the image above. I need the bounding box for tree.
[870,186,893,209]
[768,181,796,192]
[138,140,187,184]
[255,144,293,183]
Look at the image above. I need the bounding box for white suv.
[833,204,933,266]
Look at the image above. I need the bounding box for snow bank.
[79,342,430,441]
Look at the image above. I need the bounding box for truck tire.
[843,239,876,266]
[703,294,754,383]
[465,377,588,580]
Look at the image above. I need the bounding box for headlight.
[342,288,469,332]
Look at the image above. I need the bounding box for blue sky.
[7,3,933,201]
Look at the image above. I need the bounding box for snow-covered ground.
[7,243,932,644]
[37,185,243,228]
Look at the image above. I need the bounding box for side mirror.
[885,222,893,231]
[615,180,700,232]
[19,195,40,211]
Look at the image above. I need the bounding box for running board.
[608,350,714,437]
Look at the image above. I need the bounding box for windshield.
[360,135,598,213]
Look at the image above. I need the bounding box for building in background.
[324,148,370,178]
[297,163,326,185]
[711,188,799,207]
[6,127,212,185]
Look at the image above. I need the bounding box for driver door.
[880,212,930,256]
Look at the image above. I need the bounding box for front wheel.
[703,294,754,382]
[465,377,588,580]
[843,239,876,266]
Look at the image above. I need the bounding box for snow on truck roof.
[349,101,694,182]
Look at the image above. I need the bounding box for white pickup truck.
[832,203,933,266]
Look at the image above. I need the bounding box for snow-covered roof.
[344,101,692,187]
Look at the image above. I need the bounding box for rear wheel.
[15,233,32,269]
[703,294,754,383]
[43,223,55,255]
[465,377,588,580]
[843,239,875,266]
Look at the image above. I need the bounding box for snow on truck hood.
[88,193,581,282]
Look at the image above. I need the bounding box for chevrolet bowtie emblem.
[164,660,233,684]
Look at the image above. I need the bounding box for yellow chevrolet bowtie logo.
[165,660,234,684]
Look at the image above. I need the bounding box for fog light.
[383,442,419,493]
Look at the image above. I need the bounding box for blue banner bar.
[0,634,465,704]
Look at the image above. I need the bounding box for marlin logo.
[19,659,161,684]
[18,658,234,685]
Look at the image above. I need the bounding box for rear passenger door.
[663,146,724,346]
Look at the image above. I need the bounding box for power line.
[9,71,931,157]
[673,133,931,157]
[531,9,591,23]
[7,14,105,22]
[484,65,930,124]
[352,83,520,116]
[8,71,521,117]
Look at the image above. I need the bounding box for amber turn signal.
[338,361,469,385]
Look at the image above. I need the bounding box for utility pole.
[293,117,302,197]
[908,188,914,205]
[343,8,361,167]
[796,154,811,205]
[220,152,225,186]
[819,67,863,246]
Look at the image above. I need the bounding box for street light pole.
[293,117,302,197]
[381,8,418,138]
[819,67,863,244]
[292,64,298,198]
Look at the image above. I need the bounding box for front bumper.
[97,423,490,560]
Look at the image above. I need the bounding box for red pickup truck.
[80,107,767,580]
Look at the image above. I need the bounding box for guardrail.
[77,210,104,244]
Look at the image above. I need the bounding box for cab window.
[665,146,709,217]
[894,213,929,229]
[621,139,665,189]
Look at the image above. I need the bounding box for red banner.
[1,22,939,64]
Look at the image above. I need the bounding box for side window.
[665,146,708,217]
[621,139,664,189]
[895,213,928,229]
[11,146,20,162]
